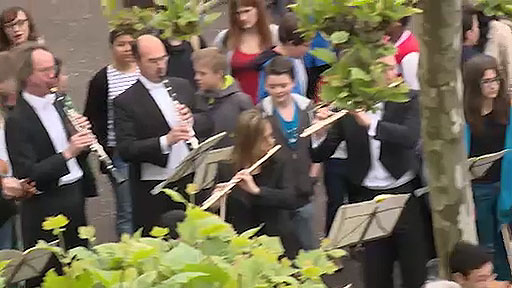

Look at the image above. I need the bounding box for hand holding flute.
[62,117,96,160]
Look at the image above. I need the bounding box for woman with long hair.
[213,109,301,258]
[213,0,279,104]
[0,6,40,51]
[463,54,512,281]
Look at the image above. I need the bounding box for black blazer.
[5,97,97,197]
[311,90,421,185]
[84,67,109,149]
[114,78,213,173]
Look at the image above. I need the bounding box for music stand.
[0,247,53,284]
[150,132,227,195]
[325,194,410,249]
[468,150,508,180]
[193,146,233,190]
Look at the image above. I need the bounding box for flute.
[300,79,405,138]
[200,145,282,210]
[162,78,200,149]
[51,88,126,184]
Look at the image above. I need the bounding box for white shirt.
[395,30,420,91]
[23,91,83,186]
[139,76,189,181]
[363,103,415,189]
[106,65,140,147]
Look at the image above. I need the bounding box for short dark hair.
[264,56,295,80]
[450,242,492,277]
[463,5,477,41]
[278,13,305,46]
[399,16,411,27]
[109,27,136,45]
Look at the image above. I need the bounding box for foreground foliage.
[0,191,344,288]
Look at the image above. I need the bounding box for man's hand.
[63,130,96,160]
[312,107,334,138]
[70,114,92,131]
[166,124,191,145]
[176,103,193,126]
[233,169,260,195]
[350,110,372,128]
[2,177,36,200]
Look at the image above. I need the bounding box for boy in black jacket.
[258,56,318,250]
[192,47,253,148]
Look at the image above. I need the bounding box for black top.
[165,39,207,91]
[216,157,301,258]
[470,111,506,183]
[462,46,480,66]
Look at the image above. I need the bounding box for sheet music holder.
[468,149,509,180]
[0,247,53,284]
[150,132,227,195]
[326,194,410,249]
[193,146,233,190]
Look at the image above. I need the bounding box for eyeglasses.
[4,18,28,31]
[480,76,501,86]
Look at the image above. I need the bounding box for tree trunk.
[416,0,478,278]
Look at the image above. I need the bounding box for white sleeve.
[400,52,420,90]
[159,135,172,154]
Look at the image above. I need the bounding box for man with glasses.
[5,45,97,286]
[114,35,211,234]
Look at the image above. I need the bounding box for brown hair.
[232,109,270,170]
[226,0,272,51]
[0,7,39,51]
[278,12,305,45]
[0,52,14,83]
[191,47,228,74]
[15,44,51,91]
[463,54,510,135]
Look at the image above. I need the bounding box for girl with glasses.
[0,7,40,51]
[463,54,512,281]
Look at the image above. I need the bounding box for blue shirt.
[275,102,299,149]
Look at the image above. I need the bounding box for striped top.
[106,65,139,147]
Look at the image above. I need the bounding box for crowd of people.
[0,1,511,288]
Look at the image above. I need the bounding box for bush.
[0,190,345,288]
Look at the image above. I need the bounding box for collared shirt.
[22,91,83,186]
[363,103,415,190]
[138,76,189,181]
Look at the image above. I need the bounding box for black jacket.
[5,97,97,197]
[84,67,109,150]
[114,78,212,169]
[258,94,315,207]
[165,38,207,90]
[197,76,253,148]
[311,90,421,186]
[217,158,301,258]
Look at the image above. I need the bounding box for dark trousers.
[323,158,351,235]
[359,182,429,288]
[21,180,87,288]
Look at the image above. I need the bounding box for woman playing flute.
[212,109,302,258]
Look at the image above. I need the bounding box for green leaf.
[240,225,263,238]
[330,31,349,44]
[149,226,170,238]
[162,243,204,269]
[349,68,372,81]
[166,272,208,284]
[42,215,69,235]
[132,271,157,288]
[326,249,347,258]
[310,48,337,64]
[78,226,96,243]
[162,189,188,204]
[203,12,222,24]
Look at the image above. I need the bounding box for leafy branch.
[290,0,421,110]
[475,0,512,18]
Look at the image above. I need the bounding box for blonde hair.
[191,47,228,74]
[232,109,269,170]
